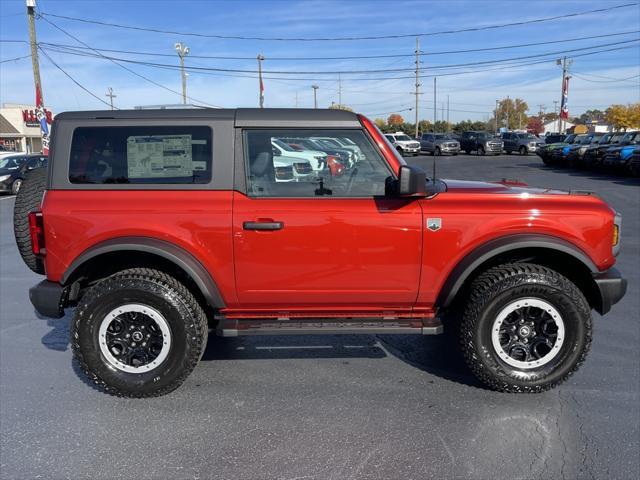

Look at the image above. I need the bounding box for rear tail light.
[28,211,46,256]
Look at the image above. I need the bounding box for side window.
[385,135,395,143]
[26,157,39,169]
[69,126,212,184]
[243,129,394,198]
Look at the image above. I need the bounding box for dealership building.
[0,103,53,153]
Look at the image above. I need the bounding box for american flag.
[559,75,570,120]
[35,85,50,155]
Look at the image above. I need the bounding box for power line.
[0,54,31,63]
[37,38,640,76]
[38,3,638,41]
[38,15,223,108]
[3,30,637,60]
[572,72,640,83]
[38,47,115,108]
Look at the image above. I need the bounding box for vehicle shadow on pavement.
[41,314,71,352]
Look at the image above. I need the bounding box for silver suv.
[384,133,421,156]
[420,133,460,156]
[501,132,544,155]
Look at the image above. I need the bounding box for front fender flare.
[436,234,598,308]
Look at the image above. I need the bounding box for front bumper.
[29,280,67,318]
[593,268,627,315]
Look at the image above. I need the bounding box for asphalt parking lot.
[1,153,638,480]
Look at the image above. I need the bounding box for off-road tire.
[72,268,208,397]
[460,263,592,393]
[13,167,47,274]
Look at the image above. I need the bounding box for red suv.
[15,108,626,397]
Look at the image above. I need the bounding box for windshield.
[0,156,23,170]
[273,139,295,152]
[563,134,576,143]
[395,135,412,141]
[620,132,639,143]
[599,134,612,144]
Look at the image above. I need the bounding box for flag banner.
[35,85,50,155]
[559,75,570,120]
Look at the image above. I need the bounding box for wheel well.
[65,250,211,313]
[444,247,600,312]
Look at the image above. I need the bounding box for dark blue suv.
[602,131,640,173]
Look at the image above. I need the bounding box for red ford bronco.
[15,108,626,397]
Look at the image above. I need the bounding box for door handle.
[243,221,284,231]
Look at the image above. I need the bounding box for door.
[233,128,423,310]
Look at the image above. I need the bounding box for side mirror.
[397,165,427,196]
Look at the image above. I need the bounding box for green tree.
[328,103,353,112]
[493,97,529,130]
[374,118,386,130]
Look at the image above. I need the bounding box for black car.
[459,131,503,155]
[0,154,48,195]
[602,131,640,171]
[564,133,604,167]
[579,132,624,169]
[628,147,640,177]
[544,134,566,144]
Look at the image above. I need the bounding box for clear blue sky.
[0,0,638,122]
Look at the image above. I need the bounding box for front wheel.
[11,178,22,195]
[460,263,592,393]
[72,268,208,397]
[519,146,527,156]
[477,146,485,156]
[435,147,441,156]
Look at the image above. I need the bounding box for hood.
[442,179,568,195]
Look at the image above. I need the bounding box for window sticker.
[127,134,193,178]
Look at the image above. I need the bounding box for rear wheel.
[435,147,441,156]
[477,146,485,156]
[519,146,527,156]
[72,268,208,397]
[460,263,591,392]
[13,167,47,274]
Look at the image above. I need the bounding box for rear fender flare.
[61,237,225,308]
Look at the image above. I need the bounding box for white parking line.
[0,195,16,201]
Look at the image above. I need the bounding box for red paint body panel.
[41,190,238,306]
[231,192,423,309]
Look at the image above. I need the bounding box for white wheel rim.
[98,303,172,373]
[491,298,565,370]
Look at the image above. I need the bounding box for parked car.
[544,133,566,144]
[537,134,576,165]
[271,151,315,181]
[280,137,353,165]
[602,131,640,172]
[271,139,327,173]
[313,136,364,162]
[501,132,544,155]
[628,147,640,177]
[0,153,47,195]
[564,133,604,167]
[579,132,624,169]
[17,108,625,397]
[460,131,503,155]
[384,133,421,156]
[553,134,588,164]
[420,133,460,156]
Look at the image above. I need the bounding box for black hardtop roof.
[54,108,361,128]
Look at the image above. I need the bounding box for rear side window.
[69,126,212,184]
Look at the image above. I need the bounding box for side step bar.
[216,317,443,337]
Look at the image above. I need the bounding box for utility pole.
[446,95,450,133]
[506,95,510,130]
[338,73,342,107]
[295,91,298,108]
[26,0,43,105]
[414,37,420,138]
[257,54,265,108]
[311,85,319,109]
[174,42,189,104]
[106,87,116,110]
[433,77,437,133]
[495,100,499,134]
[557,56,572,134]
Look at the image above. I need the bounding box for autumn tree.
[493,97,529,130]
[387,114,405,126]
[526,116,544,135]
[374,118,386,130]
[606,104,640,130]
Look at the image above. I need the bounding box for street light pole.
[174,42,190,105]
[311,85,319,109]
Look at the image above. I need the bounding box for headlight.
[0,174,11,182]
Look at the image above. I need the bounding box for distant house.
[542,119,575,135]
